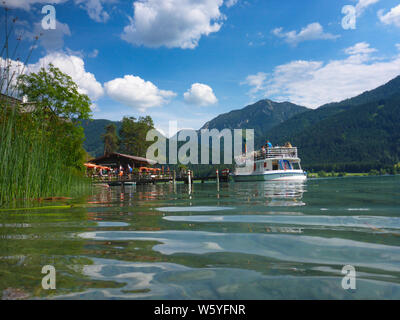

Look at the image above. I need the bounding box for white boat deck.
[254,147,298,161]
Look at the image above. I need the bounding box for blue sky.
[4,0,400,135]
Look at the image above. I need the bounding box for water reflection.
[1,176,400,299]
[230,181,306,207]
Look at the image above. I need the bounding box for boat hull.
[233,171,307,182]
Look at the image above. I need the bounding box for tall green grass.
[0,104,89,206]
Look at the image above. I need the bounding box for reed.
[0,106,89,206]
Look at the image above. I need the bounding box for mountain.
[81,119,122,157]
[201,99,308,146]
[263,76,400,171]
[290,94,400,171]
[266,76,400,146]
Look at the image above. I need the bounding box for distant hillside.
[256,76,400,171]
[201,99,308,146]
[81,119,121,157]
[291,94,400,171]
[267,76,400,146]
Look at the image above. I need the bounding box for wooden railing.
[90,172,174,183]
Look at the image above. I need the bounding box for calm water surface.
[1,176,400,299]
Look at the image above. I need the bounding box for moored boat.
[233,145,307,182]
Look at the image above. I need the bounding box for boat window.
[292,162,300,170]
[272,161,279,170]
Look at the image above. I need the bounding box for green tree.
[119,116,154,157]
[102,124,119,155]
[17,64,92,170]
[18,64,91,120]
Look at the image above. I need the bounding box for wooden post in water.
[188,170,192,194]
[173,170,176,184]
[216,169,220,191]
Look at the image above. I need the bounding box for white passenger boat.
[233,146,307,182]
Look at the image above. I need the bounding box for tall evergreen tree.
[102,124,119,155]
[119,116,154,157]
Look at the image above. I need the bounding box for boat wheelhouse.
[233,146,307,182]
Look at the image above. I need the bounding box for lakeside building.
[89,152,157,170]
[0,93,36,112]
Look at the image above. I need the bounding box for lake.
[1,175,400,299]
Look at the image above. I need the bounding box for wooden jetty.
[88,152,230,187]
[92,170,230,187]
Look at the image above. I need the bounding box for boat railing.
[254,147,298,160]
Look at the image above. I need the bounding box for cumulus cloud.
[104,75,176,111]
[184,83,218,106]
[2,0,67,10]
[355,0,380,16]
[28,20,71,52]
[4,0,112,23]
[121,0,225,49]
[0,57,26,95]
[378,4,400,27]
[242,72,267,96]
[344,42,377,55]
[88,49,99,58]
[272,22,339,46]
[225,0,238,7]
[28,52,104,100]
[74,0,112,23]
[243,42,400,108]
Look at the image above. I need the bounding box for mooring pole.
[188,170,192,194]
[216,169,220,191]
[173,170,176,184]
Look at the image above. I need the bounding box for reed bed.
[0,105,89,206]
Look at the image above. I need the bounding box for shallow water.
[1,176,400,299]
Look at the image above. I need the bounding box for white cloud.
[17,17,70,52]
[225,0,238,8]
[355,0,380,16]
[88,49,99,58]
[0,57,26,94]
[242,72,267,96]
[272,23,339,46]
[104,75,176,111]
[378,4,400,27]
[344,42,377,55]
[3,0,67,10]
[28,52,104,100]
[4,0,111,23]
[121,0,225,49]
[243,42,400,108]
[74,0,113,23]
[184,83,218,106]
[32,20,71,52]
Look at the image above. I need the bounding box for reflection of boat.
[233,146,307,182]
[261,181,306,206]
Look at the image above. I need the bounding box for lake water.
[1,175,400,300]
